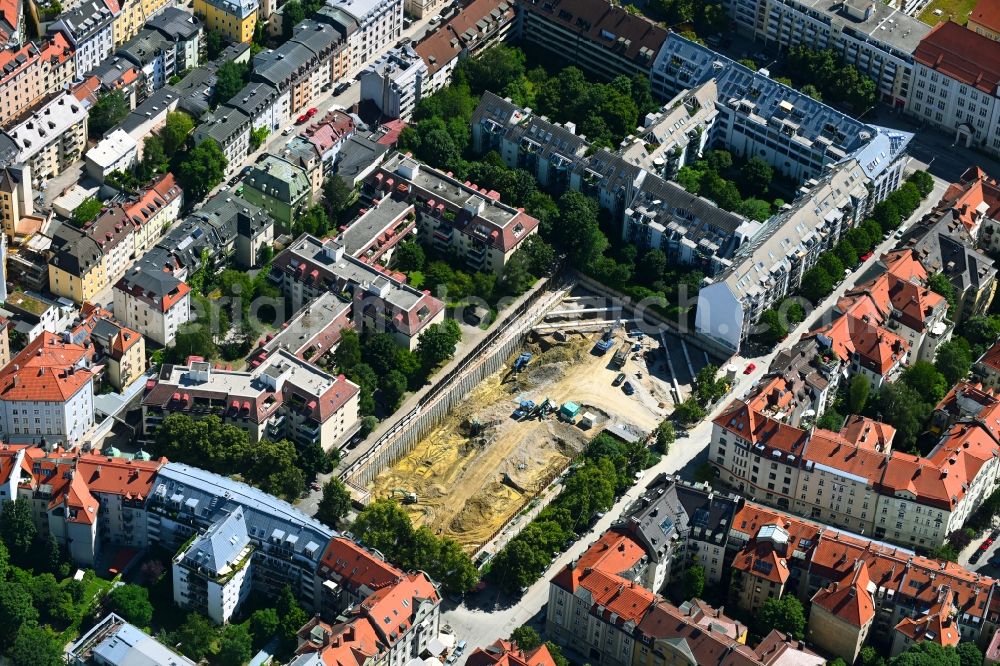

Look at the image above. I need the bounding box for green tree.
[171,321,220,362]
[848,374,871,415]
[887,642,960,666]
[105,584,154,626]
[176,139,228,203]
[459,44,526,95]
[206,29,225,59]
[739,157,773,197]
[872,199,901,232]
[928,273,957,312]
[89,90,129,138]
[298,441,334,480]
[174,613,217,661]
[558,191,607,269]
[417,319,462,371]
[334,328,362,372]
[353,499,415,555]
[0,499,37,565]
[8,623,64,666]
[900,361,948,403]
[243,438,304,498]
[654,420,675,454]
[871,382,931,451]
[324,176,356,218]
[214,61,250,108]
[693,364,725,405]
[432,537,480,594]
[249,608,280,648]
[858,646,882,666]
[956,643,983,666]
[736,197,773,221]
[140,135,169,178]
[162,111,195,154]
[818,252,844,279]
[756,595,806,640]
[801,83,822,100]
[394,241,425,273]
[510,627,542,652]
[218,622,253,666]
[757,309,788,346]
[381,369,408,411]
[73,197,103,226]
[674,398,706,425]
[834,240,859,269]
[936,337,972,385]
[800,266,834,303]
[250,126,269,150]
[0,582,38,646]
[316,478,352,527]
[276,585,309,656]
[282,0,305,39]
[683,564,705,599]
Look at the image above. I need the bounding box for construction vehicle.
[612,342,629,369]
[513,352,532,372]
[594,320,622,354]
[391,488,418,504]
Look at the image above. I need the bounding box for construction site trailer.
[560,402,581,421]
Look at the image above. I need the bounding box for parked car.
[307,107,318,117]
[622,381,635,395]
[310,482,321,491]
[296,114,308,124]
[334,82,351,96]
[613,372,626,386]
[282,125,294,135]
[456,641,467,654]
[744,363,756,375]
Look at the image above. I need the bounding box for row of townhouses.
[546,474,1000,666]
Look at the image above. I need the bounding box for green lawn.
[918,0,975,25]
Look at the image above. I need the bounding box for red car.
[307,107,318,117]
[296,114,309,124]
[743,363,756,375]
[860,251,873,261]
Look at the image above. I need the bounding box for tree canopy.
[176,139,228,203]
[89,90,129,138]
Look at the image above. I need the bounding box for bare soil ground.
[368,331,667,552]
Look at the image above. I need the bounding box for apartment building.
[517,0,664,83]
[194,108,251,176]
[365,153,540,275]
[360,45,426,120]
[339,195,413,264]
[723,0,928,106]
[145,7,204,72]
[148,462,335,615]
[70,302,146,390]
[653,34,912,191]
[0,0,23,49]
[0,446,163,565]
[908,21,1000,158]
[696,161,873,351]
[969,0,1000,41]
[193,0,258,43]
[117,29,176,95]
[252,20,346,115]
[49,0,116,76]
[113,266,192,346]
[223,81,288,134]
[7,92,88,185]
[172,505,254,623]
[3,290,79,340]
[711,373,1000,548]
[466,641,557,666]
[271,233,445,349]
[413,0,516,95]
[67,612,196,665]
[85,129,138,182]
[241,153,312,231]
[112,0,149,47]
[326,0,403,75]
[727,502,998,660]
[0,33,76,128]
[142,351,361,451]
[246,292,353,373]
[0,332,95,445]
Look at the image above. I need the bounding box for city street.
[439,170,951,660]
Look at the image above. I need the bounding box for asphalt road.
[439,170,951,659]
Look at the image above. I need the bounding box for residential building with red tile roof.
[806,309,909,389]
[0,332,95,446]
[413,0,516,94]
[142,350,360,452]
[113,264,191,346]
[808,562,876,663]
[0,32,76,127]
[547,530,656,666]
[290,615,388,666]
[712,375,1000,548]
[317,536,407,610]
[969,0,1000,40]
[977,338,1000,392]
[909,21,1000,157]
[71,302,145,390]
[348,571,441,664]
[466,640,557,666]
[4,446,163,566]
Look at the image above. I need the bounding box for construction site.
[367,317,683,552]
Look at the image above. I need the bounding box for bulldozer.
[391,488,418,504]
